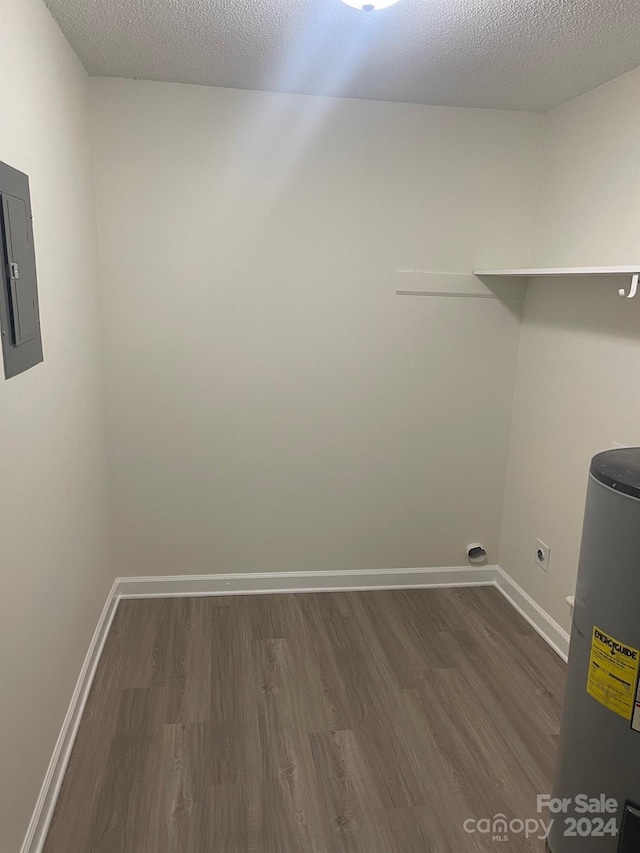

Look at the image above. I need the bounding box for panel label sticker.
[586,626,640,720]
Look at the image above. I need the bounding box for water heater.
[548,448,640,852]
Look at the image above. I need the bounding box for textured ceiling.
[44,0,640,111]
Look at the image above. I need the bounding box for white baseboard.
[20,578,121,853]
[21,562,567,853]
[493,565,570,661]
[117,565,497,598]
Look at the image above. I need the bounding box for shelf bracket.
[618,273,640,299]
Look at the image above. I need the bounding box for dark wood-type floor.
[44,587,566,852]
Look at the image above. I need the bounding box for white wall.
[499,66,640,631]
[0,1,112,850]
[89,78,541,579]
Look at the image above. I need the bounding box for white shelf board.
[474,265,640,278]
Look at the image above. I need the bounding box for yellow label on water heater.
[586,626,640,720]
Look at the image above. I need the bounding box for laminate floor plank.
[271,596,336,733]
[439,632,557,796]
[411,667,544,820]
[43,587,565,853]
[446,597,565,768]
[296,595,358,731]
[251,637,329,852]
[246,596,285,641]
[309,727,393,853]
[350,589,455,687]
[86,687,161,852]
[42,599,167,851]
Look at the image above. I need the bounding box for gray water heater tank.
[548,448,640,853]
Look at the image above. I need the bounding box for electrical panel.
[0,161,43,378]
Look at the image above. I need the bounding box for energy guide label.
[586,626,640,720]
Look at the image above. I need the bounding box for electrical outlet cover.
[535,539,550,571]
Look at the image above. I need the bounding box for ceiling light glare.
[340,0,401,10]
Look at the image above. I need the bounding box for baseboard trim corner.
[493,565,570,661]
[20,579,121,853]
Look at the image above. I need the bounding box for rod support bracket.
[618,273,640,298]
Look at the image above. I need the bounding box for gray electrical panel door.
[0,161,43,378]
